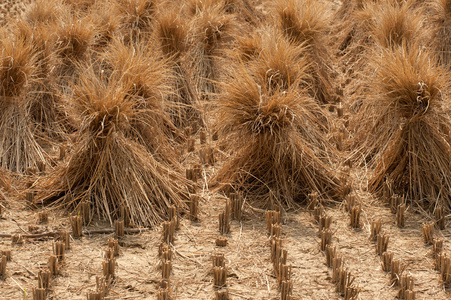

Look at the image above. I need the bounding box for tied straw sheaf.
[354,44,451,212]
[33,65,190,227]
[214,53,342,208]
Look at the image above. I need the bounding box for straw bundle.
[338,0,423,113]
[23,0,64,26]
[55,11,95,80]
[34,68,190,226]
[248,33,310,94]
[89,2,121,50]
[187,0,237,99]
[234,31,263,62]
[335,0,418,50]
[335,0,365,21]
[274,0,336,104]
[63,0,96,12]
[0,35,47,174]
[427,0,451,67]
[102,38,184,156]
[354,45,451,211]
[102,38,168,103]
[15,19,72,142]
[243,32,332,135]
[156,12,203,132]
[333,0,371,84]
[221,0,262,26]
[213,63,342,208]
[358,0,423,50]
[157,11,186,60]
[114,0,158,43]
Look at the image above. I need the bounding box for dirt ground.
[1,0,451,299]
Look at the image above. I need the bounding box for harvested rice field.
[1,0,451,299]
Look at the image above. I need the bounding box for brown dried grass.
[55,12,95,79]
[275,0,329,46]
[274,0,336,104]
[15,19,73,141]
[333,0,371,69]
[23,0,64,26]
[338,0,424,114]
[34,67,190,227]
[88,1,121,50]
[357,0,424,50]
[156,12,203,131]
[102,38,168,103]
[213,63,342,208]
[0,34,47,174]
[241,31,332,134]
[336,0,421,53]
[186,0,238,98]
[248,32,310,94]
[0,166,12,194]
[426,0,451,67]
[221,0,263,26]
[235,29,334,129]
[114,0,158,43]
[234,30,263,62]
[102,38,184,153]
[352,45,451,212]
[157,11,187,60]
[63,0,96,12]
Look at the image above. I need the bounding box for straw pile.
[186,0,238,99]
[23,0,66,26]
[63,0,96,12]
[357,1,423,50]
[248,32,310,93]
[156,11,203,132]
[34,67,190,227]
[0,34,47,174]
[213,59,342,208]
[114,0,157,43]
[88,2,120,51]
[242,32,332,135]
[221,0,263,27]
[274,0,336,104]
[339,0,424,114]
[14,18,74,143]
[234,30,263,62]
[55,11,95,81]
[354,45,451,211]
[426,0,451,67]
[101,38,184,159]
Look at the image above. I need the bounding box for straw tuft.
[274,0,337,104]
[351,44,451,212]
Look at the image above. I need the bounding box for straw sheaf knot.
[395,80,440,121]
[88,105,128,136]
[414,81,431,114]
[204,20,225,51]
[250,102,297,135]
